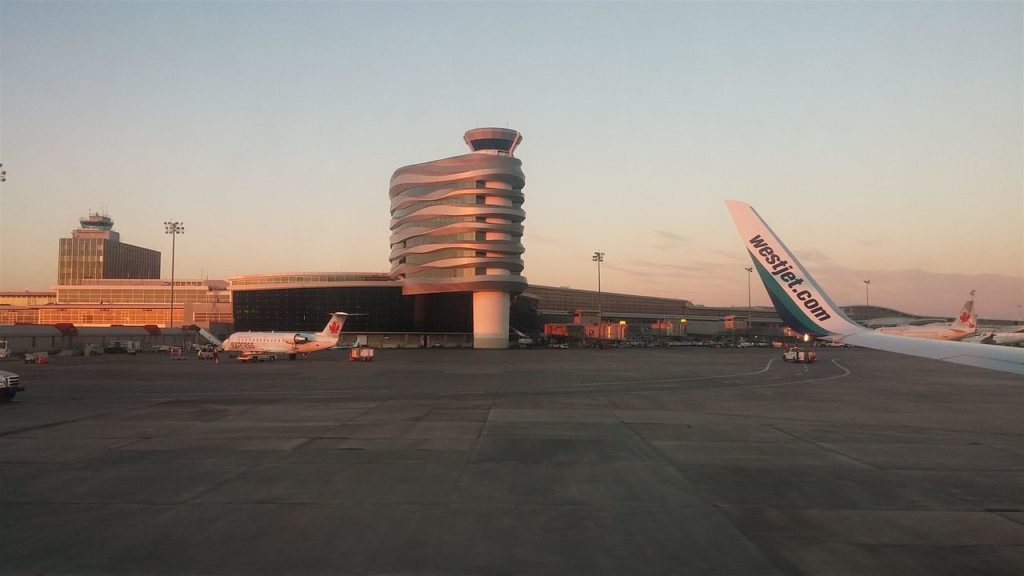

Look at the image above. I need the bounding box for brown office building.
[57,213,161,285]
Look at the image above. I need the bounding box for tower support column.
[473,291,510,348]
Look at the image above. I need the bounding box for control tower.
[58,212,161,285]
[76,213,117,237]
[389,128,527,349]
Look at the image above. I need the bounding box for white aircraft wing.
[725,200,1024,376]
[839,331,1024,374]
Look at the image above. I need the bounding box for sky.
[0,1,1021,319]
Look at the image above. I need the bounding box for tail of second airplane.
[320,312,349,340]
[725,200,863,339]
[950,299,977,333]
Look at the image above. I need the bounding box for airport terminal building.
[223,271,784,347]
[0,212,231,330]
[10,127,1008,351]
[0,129,791,347]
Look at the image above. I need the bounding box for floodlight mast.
[592,251,605,334]
[164,221,184,328]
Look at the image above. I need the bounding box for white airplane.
[202,312,349,360]
[971,326,1024,346]
[875,297,977,341]
[726,200,1024,375]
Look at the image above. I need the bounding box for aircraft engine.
[291,334,309,344]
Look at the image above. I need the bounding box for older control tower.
[389,128,526,348]
[57,212,161,285]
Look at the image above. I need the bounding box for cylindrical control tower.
[389,128,526,349]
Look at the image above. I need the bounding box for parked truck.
[0,370,24,402]
[104,340,142,355]
[238,352,276,363]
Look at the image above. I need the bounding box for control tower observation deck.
[389,128,526,349]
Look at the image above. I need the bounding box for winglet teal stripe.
[751,257,830,337]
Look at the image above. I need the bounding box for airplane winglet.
[725,200,861,338]
[726,200,1024,375]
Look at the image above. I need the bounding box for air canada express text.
[748,234,832,322]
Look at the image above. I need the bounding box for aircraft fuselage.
[875,326,973,341]
[222,333,335,355]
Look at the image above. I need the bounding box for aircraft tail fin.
[951,298,977,332]
[320,312,349,339]
[725,200,864,339]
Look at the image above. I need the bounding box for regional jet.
[203,312,349,360]
[875,297,977,341]
[971,326,1024,346]
[726,200,1024,375]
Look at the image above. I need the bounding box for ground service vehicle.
[0,370,24,402]
[348,347,375,362]
[105,340,141,354]
[24,352,48,364]
[238,352,276,363]
[782,347,816,363]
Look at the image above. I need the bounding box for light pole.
[0,163,5,289]
[592,251,604,334]
[164,221,184,328]
[863,280,871,310]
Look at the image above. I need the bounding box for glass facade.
[0,307,184,326]
[526,285,694,316]
[405,249,476,265]
[38,308,181,326]
[391,193,479,219]
[56,286,229,305]
[57,237,160,285]
[193,310,234,325]
[229,273,393,287]
[0,293,57,306]
[5,280,239,328]
[232,287,471,333]
[0,308,41,325]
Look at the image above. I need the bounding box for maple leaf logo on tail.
[959,311,971,323]
[329,321,340,334]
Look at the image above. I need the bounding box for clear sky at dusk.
[1,1,1021,319]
